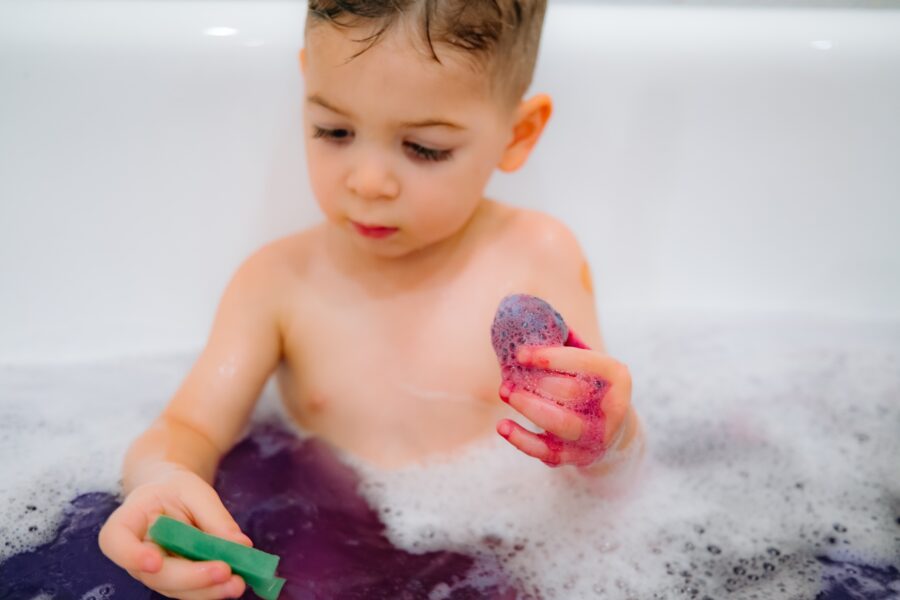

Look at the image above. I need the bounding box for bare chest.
[275,276,517,466]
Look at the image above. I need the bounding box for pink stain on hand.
[490,294,609,467]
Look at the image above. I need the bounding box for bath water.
[1,311,898,598]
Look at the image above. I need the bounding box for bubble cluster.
[79,583,115,600]
[353,313,900,598]
[0,356,194,559]
[1,314,899,599]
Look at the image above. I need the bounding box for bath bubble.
[79,583,115,600]
[350,314,900,598]
[0,356,194,559]
[3,314,900,598]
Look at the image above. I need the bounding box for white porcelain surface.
[1,1,899,362]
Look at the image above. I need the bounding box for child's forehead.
[305,21,491,101]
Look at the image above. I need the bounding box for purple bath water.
[0,421,517,599]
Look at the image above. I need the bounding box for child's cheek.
[410,187,481,243]
[305,148,343,216]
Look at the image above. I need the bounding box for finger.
[518,346,624,383]
[182,486,253,547]
[98,501,165,573]
[506,389,583,441]
[141,555,233,594]
[605,403,642,454]
[557,446,600,469]
[600,375,631,440]
[534,375,595,406]
[497,419,557,465]
[180,575,246,600]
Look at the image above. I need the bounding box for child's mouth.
[351,221,398,239]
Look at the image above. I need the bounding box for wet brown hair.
[306,0,547,111]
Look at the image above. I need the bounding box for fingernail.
[497,421,512,438]
[224,526,251,545]
[206,564,230,583]
[499,381,513,401]
[141,553,158,572]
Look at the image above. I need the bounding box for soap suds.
[1,313,898,598]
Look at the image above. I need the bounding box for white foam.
[79,583,115,600]
[1,312,898,598]
[347,313,900,598]
[0,356,193,557]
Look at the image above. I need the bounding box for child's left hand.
[496,344,635,470]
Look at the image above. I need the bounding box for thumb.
[187,484,253,547]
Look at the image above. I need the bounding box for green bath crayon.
[148,515,285,600]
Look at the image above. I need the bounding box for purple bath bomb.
[490,293,569,366]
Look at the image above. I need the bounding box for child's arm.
[99,247,289,599]
[126,248,285,489]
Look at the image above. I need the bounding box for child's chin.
[351,235,414,259]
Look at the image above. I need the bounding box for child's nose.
[346,155,400,201]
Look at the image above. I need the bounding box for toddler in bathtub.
[98,0,644,597]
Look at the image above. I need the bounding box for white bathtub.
[1,0,899,363]
[1,2,899,598]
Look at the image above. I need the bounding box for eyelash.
[312,126,453,163]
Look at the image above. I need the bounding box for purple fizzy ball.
[490,294,569,365]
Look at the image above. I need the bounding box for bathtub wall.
[1,1,899,363]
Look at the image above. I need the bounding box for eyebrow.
[307,94,466,130]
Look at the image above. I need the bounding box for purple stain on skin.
[490,294,609,467]
[0,422,518,599]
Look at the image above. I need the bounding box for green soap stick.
[148,515,285,600]
[243,572,286,600]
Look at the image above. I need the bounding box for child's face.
[301,22,516,259]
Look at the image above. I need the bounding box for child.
[98,0,643,597]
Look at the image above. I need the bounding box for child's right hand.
[98,464,252,599]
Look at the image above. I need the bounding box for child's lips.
[351,221,398,239]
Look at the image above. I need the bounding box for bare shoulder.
[230,227,321,290]
[507,205,585,261]
[218,226,323,336]
[487,201,589,281]
[487,200,605,350]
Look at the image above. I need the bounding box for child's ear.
[498,94,553,173]
[298,48,307,76]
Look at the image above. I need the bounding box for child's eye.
[405,142,453,163]
[312,126,352,142]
